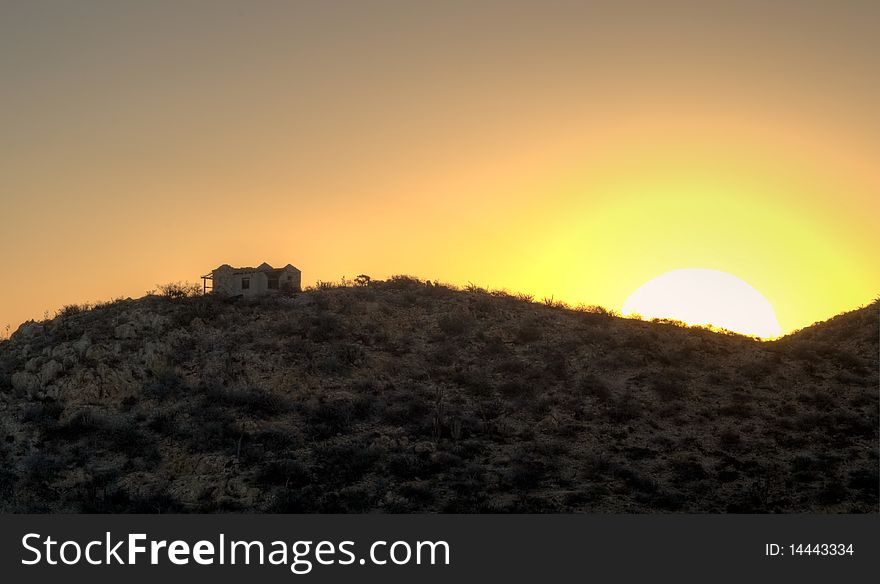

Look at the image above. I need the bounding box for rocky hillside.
[0,277,876,512]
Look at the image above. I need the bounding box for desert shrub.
[509,453,549,489]
[605,393,642,422]
[498,379,536,401]
[331,341,366,368]
[143,365,185,400]
[835,369,873,387]
[45,411,155,459]
[82,489,184,514]
[718,429,742,448]
[740,357,777,384]
[21,401,65,428]
[612,463,658,494]
[256,459,310,487]
[790,454,824,481]
[578,304,618,317]
[310,290,332,310]
[398,481,435,504]
[22,452,65,483]
[272,315,304,336]
[451,368,493,397]
[578,374,611,400]
[56,303,91,318]
[428,340,461,368]
[541,347,569,380]
[828,349,870,371]
[670,458,709,485]
[313,442,380,484]
[650,369,689,401]
[180,404,239,452]
[200,385,288,418]
[384,275,424,290]
[302,394,374,439]
[848,469,879,496]
[250,427,301,454]
[173,294,223,325]
[479,334,508,359]
[817,476,848,505]
[315,342,365,376]
[0,453,14,500]
[437,310,476,337]
[494,357,529,375]
[318,485,377,513]
[156,281,202,300]
[828,411,876,439]
[472,294,497,317]
[306,313,345,342]
[719,400,754,418]
[582,452,614,478]
[382,396,432,430]
[386,452,430,480]
[146,409,180,435]
[514,317,543,343]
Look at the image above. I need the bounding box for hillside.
[0,277,876,512]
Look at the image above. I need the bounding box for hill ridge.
[0,277,876,512]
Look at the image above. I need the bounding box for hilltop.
[0,277,876,512]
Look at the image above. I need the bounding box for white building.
[203,263,302,296]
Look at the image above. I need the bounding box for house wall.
[212,267,302,296]
[280,268,302,292]
[212,270,267,297]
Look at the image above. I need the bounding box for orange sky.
[1,1,878,335]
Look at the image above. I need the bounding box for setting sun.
[622,269,782,338]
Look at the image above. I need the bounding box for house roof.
[213,263,300,275]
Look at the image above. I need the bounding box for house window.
[241,277,250,290]
[268,276,279,290]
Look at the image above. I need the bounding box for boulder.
[39,360,63,385]
[13,321,44,340]
[51,343,76,362]
[73,333,91,357]
[114,323,137,339]
[84,344,106,362]
[11,371,40,393]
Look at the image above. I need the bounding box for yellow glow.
[622,269,782,338]
[0,3,878,335]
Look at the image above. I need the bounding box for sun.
[622,269,782,338]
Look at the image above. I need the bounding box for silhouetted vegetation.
[0,278,876,512]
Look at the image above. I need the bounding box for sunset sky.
[1,0,878,335]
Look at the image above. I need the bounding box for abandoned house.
[202,263,302,296]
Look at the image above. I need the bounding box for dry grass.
[0,278,876,513]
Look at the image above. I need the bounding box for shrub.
[256,459,310,487]
[651,369,689,401]
[307,313,345,342]
[156,281,202,300]
[515,317,543,343]
[200,385,289,419]
[578,374,611,400]
[437,310,476,337]
[498,379,536,401]
[718,429,742,448]
[385,275,424,290]
[605,393,642,422]
[56,303,91,318]
[143,365,185,400]
[509,453,549,489]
